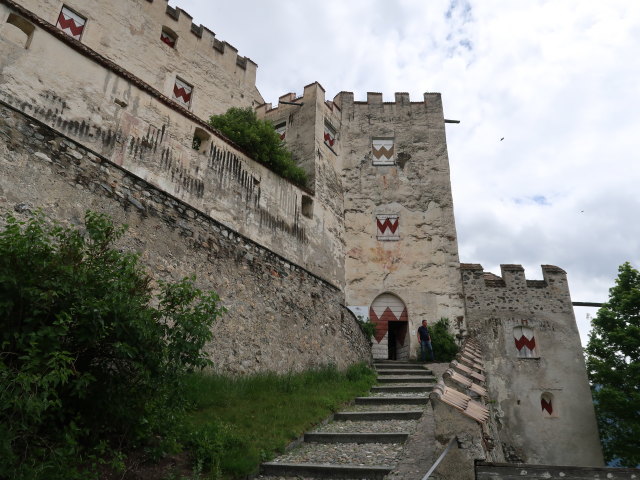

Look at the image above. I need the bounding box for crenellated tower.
[461,263,603,466]
[335,91,465,361]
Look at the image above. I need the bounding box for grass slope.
[181,363,376,479]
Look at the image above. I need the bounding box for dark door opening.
[388,321,408,360]
[388,327,397,360]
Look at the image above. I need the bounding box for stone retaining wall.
[0,102,372,374]
[476,463,639,480]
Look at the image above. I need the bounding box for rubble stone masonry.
[0,102,371,374]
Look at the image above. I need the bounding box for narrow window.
[4,13,35,48]
[274,121,286,141]
[324,121,337,149]
[160,26,177,48]
[372,137,395,165]
[56,6,86,40]
[173,78,193,108]
[376,214,399,241]
[301,195,313,218]
[192,127,210,152]
[513,326,537,358]
[541,392,556,417]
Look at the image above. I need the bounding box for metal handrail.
[422,437,457,480]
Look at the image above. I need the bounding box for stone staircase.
[258,360,436,479]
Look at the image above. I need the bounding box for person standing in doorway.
[417,320,434,362]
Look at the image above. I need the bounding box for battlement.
[461,263,567,289]
[332,91,442,109]
[461,263,573,315]
[256,82,338,117]
[149,0,257,75]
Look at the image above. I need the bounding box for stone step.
[304,432,409,444]
[334,410,423,421]
[376,368,434,376]
[371,384,434,393]
[377,375,436,383]
[374,360,420,365]
[261,462,392,479]
[375,363,431,371]
[355,396,428,405]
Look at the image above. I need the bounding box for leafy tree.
[0,211,225,479]
[586,262,640,467]
[209,107,308,187]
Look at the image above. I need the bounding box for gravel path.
[369,391,429,397]
[345,403,427,412]
[312,419,418,434]
[270,442,404,466]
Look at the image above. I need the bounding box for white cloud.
[171,0,640,345]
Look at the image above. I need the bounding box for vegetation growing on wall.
[209,107,308,187]
[356,315,376,342]
[431,318,459,362]
[586,262,640,467]
[0,211,225,479]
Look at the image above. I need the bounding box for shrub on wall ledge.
[209,107,308,187]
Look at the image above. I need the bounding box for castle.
[0,0,611,474]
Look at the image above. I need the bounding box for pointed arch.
[369,293,409,360]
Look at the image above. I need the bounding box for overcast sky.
[170,0,640,345]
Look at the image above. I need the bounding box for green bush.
[0,211,225,479]
[209,107,308,187]
[430,318,459,362]
[356,315,376,342]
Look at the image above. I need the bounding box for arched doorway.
[369,293,409,360]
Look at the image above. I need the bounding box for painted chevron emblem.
[541,398,553,415]
[377,217,399,234]
[514,335,536,352]
[160,31,176,48]
[373,145,394,159]
[173,84,192,103]
[324,132,335,147]
[56,12,84,39]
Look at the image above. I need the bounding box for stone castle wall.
[461,264,603,466]
[0,0,344,285]
[258,82,346,275]
[11,0,263,116]
[0,102,371,374]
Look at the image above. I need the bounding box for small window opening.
[4,13,35,48]
[56,6,86,40]
[274,122,286,141]
[192,127,210,152]
[541,392,557,417]
[301,195,313,218]
[324,121,337,149]
[173,77,193,108]
[160,26,177,48]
